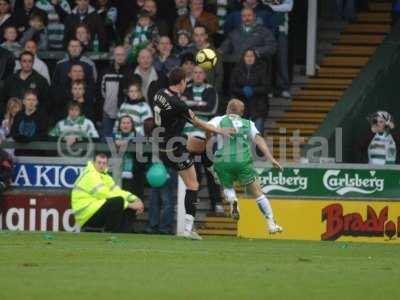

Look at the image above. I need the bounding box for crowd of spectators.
[0,0,294,233]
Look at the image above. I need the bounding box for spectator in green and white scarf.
[113,113,148,201]
[49,101,99,147]
[124,9,159,64]
[113,115,136,182]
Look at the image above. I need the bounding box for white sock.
[223,188,237,203]
[256,195,273,220]
[185,214,194,232]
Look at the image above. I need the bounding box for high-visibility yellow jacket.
[71,161,139,226]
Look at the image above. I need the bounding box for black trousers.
[82,197,136,233]
[123,153,150,200]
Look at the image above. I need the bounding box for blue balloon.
[146,163,168,187]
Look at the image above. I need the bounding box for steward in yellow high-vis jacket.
[71,153,144,232]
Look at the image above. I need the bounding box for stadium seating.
[199,0,395,236]
[265,0,392,162]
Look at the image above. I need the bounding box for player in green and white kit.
[208,99,283,234]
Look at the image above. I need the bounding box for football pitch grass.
[1,232,400,300]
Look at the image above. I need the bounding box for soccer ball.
[196,48,217,71]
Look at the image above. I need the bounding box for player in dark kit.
[153,68,234,240]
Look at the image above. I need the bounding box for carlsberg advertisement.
[258,167,399,199]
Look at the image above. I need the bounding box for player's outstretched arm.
[254,135,283,170]
[190,112,235,137]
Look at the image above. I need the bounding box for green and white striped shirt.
[115,100,153,137]
[368,132,397,165]
[36,0,71,50]
[49,116,99,139]
[208,114,259,163]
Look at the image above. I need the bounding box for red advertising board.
[0,192,78,232]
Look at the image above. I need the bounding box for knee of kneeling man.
[108,197,125,209]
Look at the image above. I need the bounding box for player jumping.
[207,99,283,234]
[153,68,234,240]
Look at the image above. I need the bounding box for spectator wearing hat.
[354,111,400,165]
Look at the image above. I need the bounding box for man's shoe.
[280,90,292,99]
[268,219,283,234]
[183,230,203,240]
[214,204,225,214]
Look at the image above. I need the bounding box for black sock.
[201,151,213,168]
[185,189,198,217]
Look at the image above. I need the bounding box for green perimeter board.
[257,167,400,199]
